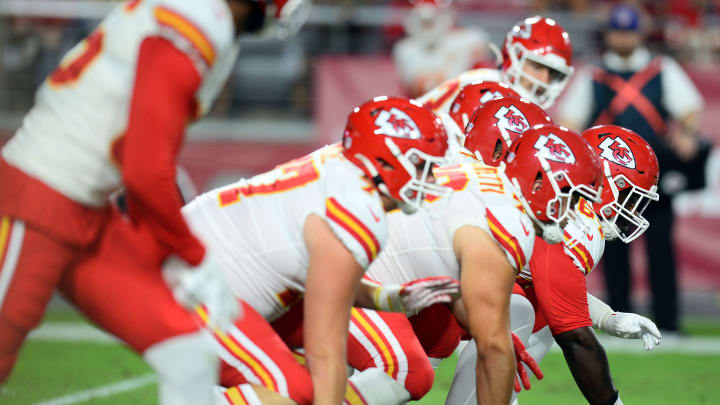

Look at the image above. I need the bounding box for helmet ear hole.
[376,158,395,172]
[492,139,504,161]
[532,171,543,193]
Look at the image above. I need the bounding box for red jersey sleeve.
[530,237,592,336]
[122,36,205,265]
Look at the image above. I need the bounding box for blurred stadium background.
[1,0,719,404]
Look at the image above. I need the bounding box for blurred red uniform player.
[0,0,308,402]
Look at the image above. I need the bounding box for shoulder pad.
[325,188,387,270]
[485,205,534,273]
[151,0,234,71]
[562,199,605,274]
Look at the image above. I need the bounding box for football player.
[418,16,573,113]
[446,125,662,405]
[0,0,307,401]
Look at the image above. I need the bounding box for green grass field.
[2,308,720,405]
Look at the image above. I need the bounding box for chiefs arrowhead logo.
[533,133,576,164]
[598,136,636,169]
[374,108,421,139]
[494,105,530,135]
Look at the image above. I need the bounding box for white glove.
[601,312,662,350]
[163,253,240,332]
[373,276,460,315]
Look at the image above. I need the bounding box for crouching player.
[447,125,663,405]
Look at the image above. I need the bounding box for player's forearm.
[555,327,618,405]
[304,326,348,405]
[473,335,514,405]
[306,353,346,404]
[123,37,204,265]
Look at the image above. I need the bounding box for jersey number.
[426,165,470,202]
[49,29,104,87]
[426,164,508,202]
[218,154,321,207]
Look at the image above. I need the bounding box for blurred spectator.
[392,0,492,98]
[1,18,41,112]
[530,0,589,12]
[557,3,712,333]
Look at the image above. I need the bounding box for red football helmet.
[500,16,574,109]
[581,125,660,242]
[504,124,603,243]
[463,96,551,166]
[448,81,520,131]
[343,96,450,213]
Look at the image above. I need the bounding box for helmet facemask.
[389,139,451,214]
[598,161,659,242]
[502,42,573,109]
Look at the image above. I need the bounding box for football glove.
[373,276,460,315]
[601,312,662,350]
[512,332,543,392]
[163,252,240,332]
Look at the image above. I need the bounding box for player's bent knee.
[404,352,435,399]
[288,368,313,405]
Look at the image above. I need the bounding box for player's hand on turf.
[604,312,662,350]
[512,332,543,392]
[374,276,459,315]
[163,252,240,332]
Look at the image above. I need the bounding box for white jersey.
[182,145,388,321]
[2,0,238,206]
[367,163,534,286]
[416,68,502,115]
[518,198,605,280]
[562,198,605,275]
[393,28,488,97]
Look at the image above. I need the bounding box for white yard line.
[549,334,720,355]
[33,374,156,405]
[28,323,118,344]
[30,322,720,354]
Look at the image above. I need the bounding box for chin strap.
[509,176,563,244]
[540,223,564,244]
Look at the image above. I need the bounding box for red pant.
[0,159,108,382]
[408,303,466,359]
[272,302,435,400]
[203,301,313,405]
[59,214,200,353]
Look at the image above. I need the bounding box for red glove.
[512,332,543,392]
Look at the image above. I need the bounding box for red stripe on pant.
[217,301,313,405]
[348,309,435,400]
[272,302,435,400]
[351,308,401,379]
